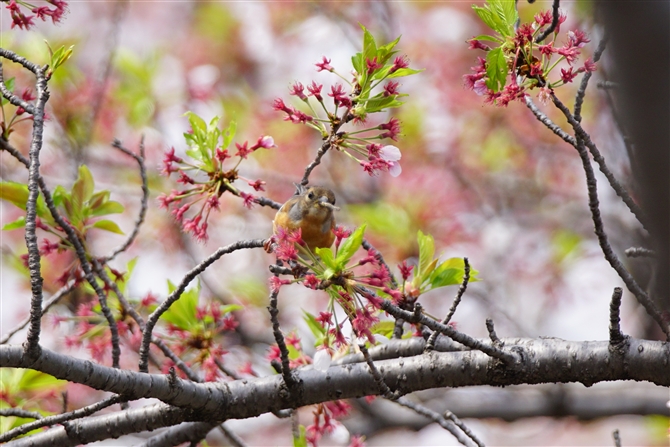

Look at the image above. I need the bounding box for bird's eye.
[307,191,315,200]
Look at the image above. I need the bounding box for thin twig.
[214,357,242,381]
[358,343,482,447]
[138,239,265,372]
[624,247,655,258]
[426,258,470,351]
[218,424,247,447]
[268,282,296,388]
[362,238,398,288]
[551,93,649,231]
[104,138,148,262]
[90,257,202,382]
[551,93,669,339]
[0,280,76,345]
[300,141,331,186]
[574,35,608,123]
[254,196,281,209]
[0,395,124,443]
[534,0,560,43]
[380,300,517,363]
[608,287,625,346]
[485,318,502,346]
[524,96,576,146]
[0,408,42,419]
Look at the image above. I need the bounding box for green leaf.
[2,216,26,230]
[351,52,364,75]
[416,230,435,281]
[48,44,74,73]
[370,321,395,338]
[363,95,404,114]
[16,369,66,392]
[377,35,401,65]
[472,0,517,38]
[72,165,95,204]
[387,67,424,79]
[0,182,29,210]
[303,311,326,338]
[429,258,471,289]
[89,200,124,217]
[360,24,378,64]
[222,120,237,149]
[335,223,367,266]
[315,247,337,271]
[162,281,200,330]
[91,219,124,234]
[1,77,15,106]
[471,34,504,43]
[88,190,110,210]
[485,46,507,92]
[186,111,207,134]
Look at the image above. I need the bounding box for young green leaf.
[416,230,435,280]
[315,247,337,271]
[72,165,95,206]
[1,77,15,106]
[89,200,124,217]
[303,310,326,338]
[485,46,507,92]
[0,182,29,210]
[335,223,367,266]
[387,67,424,79]
[162,281,200,330]
[91,219,124,234]
[2,216,26,230]
[222,120,237,149]
[429,257,479,289]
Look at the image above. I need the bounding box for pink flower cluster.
[273,53,408,177]
[159,135,275,242]
[6,0,68,30]
[465,9,597,106]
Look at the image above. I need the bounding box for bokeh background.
[0,1,666,445]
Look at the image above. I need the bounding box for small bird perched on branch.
[272,184,339,251]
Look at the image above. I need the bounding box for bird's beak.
[318,197,340,211]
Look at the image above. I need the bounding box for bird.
[272,184,339,251]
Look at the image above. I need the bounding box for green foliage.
[471,0,518,38]
[407,231,479,297]
[350,25,423,120]
[162,280,200,331]
[315,224,367,280]
[0,165,124,237]
[183,112,236,173]
[45,41,74,78]
[0,369,66,433]
[485,47,507,92]
[162,280,242,332]
[0,77,15,106]
[303,310,327,347]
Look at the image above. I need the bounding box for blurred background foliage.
[0,1,663,445]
